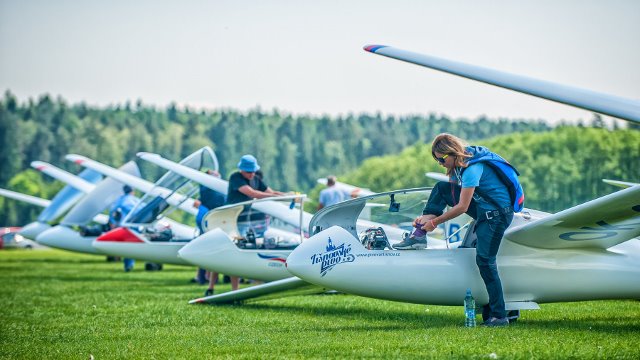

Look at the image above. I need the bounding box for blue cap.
[237,154,260,172]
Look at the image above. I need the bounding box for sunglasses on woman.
[435,154,449,164]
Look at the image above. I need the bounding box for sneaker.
[393,236,427,250]
[481,317,509,327]
[204,289,214,297]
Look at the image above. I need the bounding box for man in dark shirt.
[226,154,284,204]
[193,169,226,292]
[198,170,226,211]
[223,154,286,292]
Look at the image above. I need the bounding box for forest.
[1,91,637,226]
[328,126,639,213]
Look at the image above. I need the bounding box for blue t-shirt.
[452,163,511,212]
[109,193,139,226]
[196,205,209,233]
[319,187,348,207]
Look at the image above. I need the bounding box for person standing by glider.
[222,154,286,292]
[318,175,348,210]
[192,169,226,296]
[394,133,522,327]
[109,185,139,272]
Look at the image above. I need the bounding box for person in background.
[109,185,139,272]
[221,154,286,292]
[192,169,226,296]
[317,175,349,210]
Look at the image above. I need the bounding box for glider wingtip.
[30,161,45,170]
[363,44,388,53]
[65,154,85,164]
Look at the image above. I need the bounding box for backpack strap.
[460,163,509,211]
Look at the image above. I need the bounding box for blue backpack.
[463,146,525,213]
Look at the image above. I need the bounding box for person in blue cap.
[224,154,286,291]
[226,154,285,204]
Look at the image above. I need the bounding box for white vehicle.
[91,147,218,265]
[19,164,103,240]
[286,187,639,319]
[138,151,316,273]
[140,152,440,304]
[285,46,640,319]
[1,227,43,249]
[35,161,141,254]
[178,194,308,282]
[194,45,640,314]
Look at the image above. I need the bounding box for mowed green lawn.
[1,249,638,359]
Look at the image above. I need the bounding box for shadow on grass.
[205,296,640,333]
[13,272,199,287]
[236,302,459,330]
[1,257,108,265]
[521,318,640,334]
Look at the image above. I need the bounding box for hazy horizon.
[1,0,638,125]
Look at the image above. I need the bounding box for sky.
[1,0,639,124]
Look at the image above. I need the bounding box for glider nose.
[20,222,52,240]
[287,226,352,283]
[286,225,360,281]
[285,241,323,280]
[178,228,231,268]
[36,225,102,254]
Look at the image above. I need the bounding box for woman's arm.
[421,187,475,231]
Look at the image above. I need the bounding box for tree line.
[3,91,635,225]
[321,126,639,214]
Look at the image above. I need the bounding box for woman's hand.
[414,214,436,230]
[422,220,437,232]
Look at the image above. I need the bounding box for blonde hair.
[431,133,471,175]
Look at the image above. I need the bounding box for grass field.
[1,248,639,359]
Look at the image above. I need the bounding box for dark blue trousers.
[423,181,513,319]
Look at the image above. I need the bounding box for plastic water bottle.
[464,288,476,327]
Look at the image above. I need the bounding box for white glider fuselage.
[179,228,295,281]
[286,225,640,306]
[92,222,195,265]
[287,45,640,307]
[286,187,640,307]
[19,165,103,240]
[36,225,103,255]
[89,147,218,264]
[191,44,640,306]
[177,194,308,280]
[35,161,141,255]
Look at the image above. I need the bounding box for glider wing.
[505,185,640,249]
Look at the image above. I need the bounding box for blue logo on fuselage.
[310,237,355,277]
